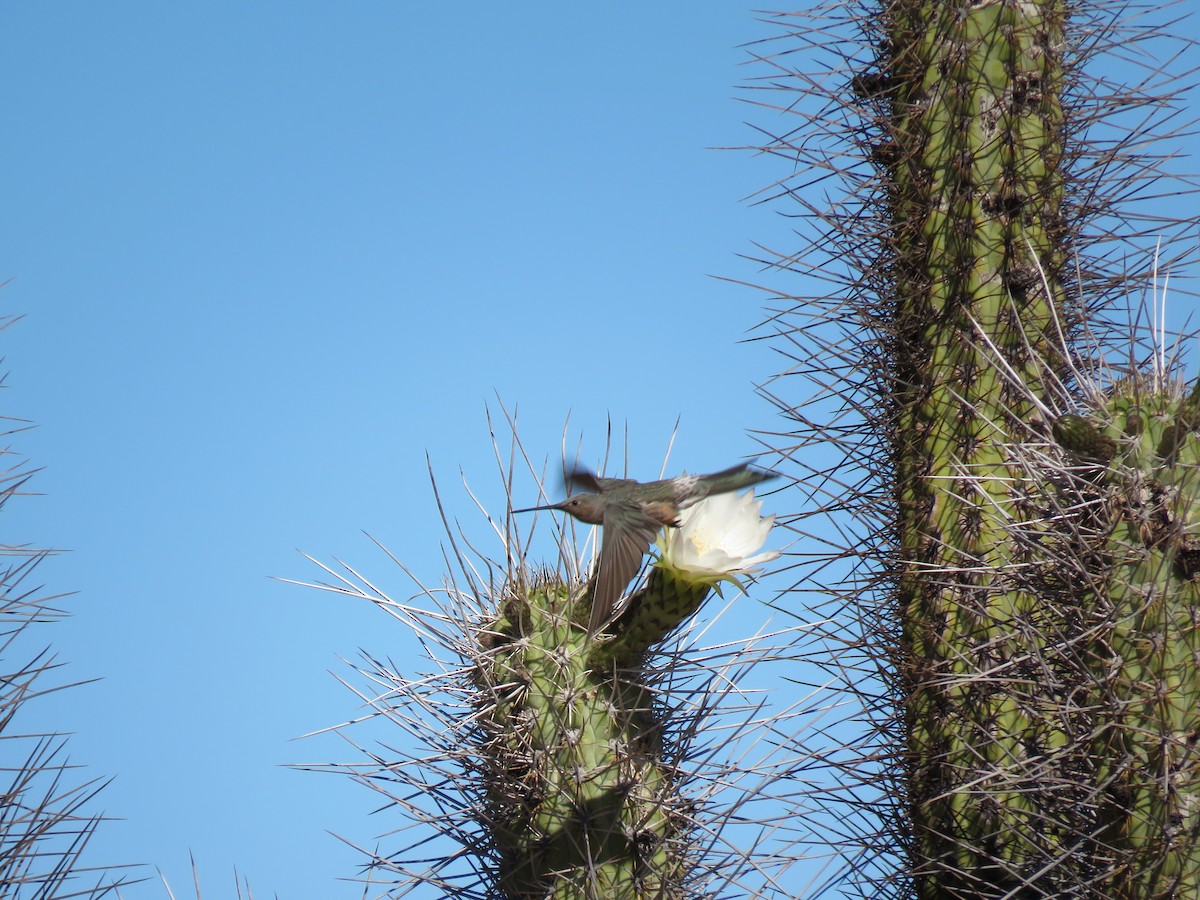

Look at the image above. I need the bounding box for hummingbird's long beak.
[511,502,561,514]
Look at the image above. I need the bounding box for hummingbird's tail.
[696,461,778,496]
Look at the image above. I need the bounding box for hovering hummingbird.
[513,461,777,636]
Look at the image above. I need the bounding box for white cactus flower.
[657,489,780,585]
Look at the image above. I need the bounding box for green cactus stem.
[1081,381,1200,897]
[588,567,714,671]
[747,0,1197,892]
[877,0,1074,893]
[476,579,692,898]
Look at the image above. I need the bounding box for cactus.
[293,442,799,897]
[881,3,1075,891]
[1059,378,1200,895]
[745,0,1197,896]
[473,577,693,897]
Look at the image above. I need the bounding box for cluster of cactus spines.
[744,0,1196,896]
[294,422,809,898]
[0,317,125,898]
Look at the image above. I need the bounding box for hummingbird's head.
[512,493,605,525]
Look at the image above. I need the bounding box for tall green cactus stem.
[880,0,1072,893]
[477,579,693,898]
[747,0,1197,893]
[1074,381,1200,897]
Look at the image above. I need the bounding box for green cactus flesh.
[883,0,1071,892]
[1082,385,1200,897]
[475,580,697,898]
[589,567,714,671]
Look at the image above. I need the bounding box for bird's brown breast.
[642,500,682,528]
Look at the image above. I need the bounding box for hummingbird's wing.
[566,467,603,493]
[568,467,641,496]
[588,503,661,636]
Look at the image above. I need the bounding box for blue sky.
[2,3,1197,898]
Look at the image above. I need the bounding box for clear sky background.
[2,4,1196,899]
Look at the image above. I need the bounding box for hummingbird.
[513,461,776,636]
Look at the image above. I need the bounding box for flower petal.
[659,488,779,584]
